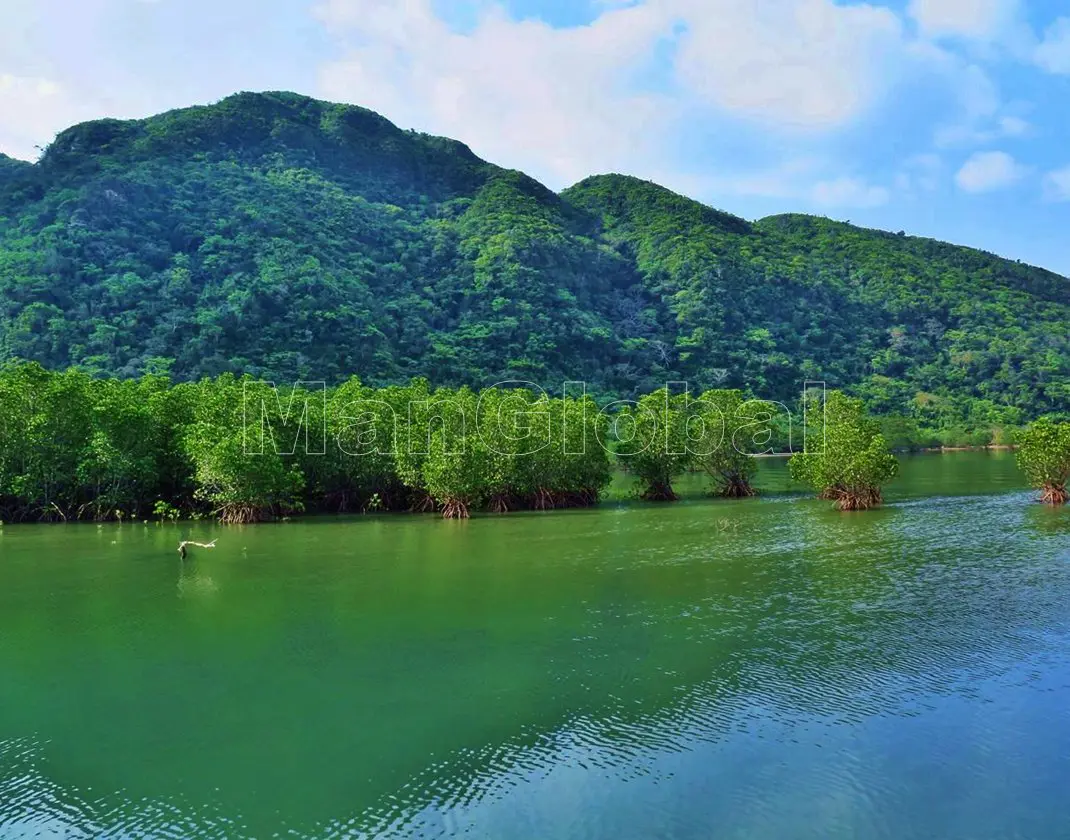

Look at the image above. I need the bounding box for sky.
[2,0,1070,275]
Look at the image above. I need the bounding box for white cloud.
[921,48,1035,151]
[908,0,1019,41]
[314,0,947,188]
[656,156,827,202]
[316,0,677,187]
[811,176,890,208]
[1034,17,1070,74]
[954,150,1028,192]
[1042,165,1070,202]
[998,115,1030,136]
[895,153,943,193]
[935,111,1031,147]
[672,0,906,130]
[0,74,92,160]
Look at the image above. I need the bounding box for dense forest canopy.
[0,91,1067,437]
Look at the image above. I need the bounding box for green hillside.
[0,91,1066,434]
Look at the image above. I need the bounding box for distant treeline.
[0,362,820,523]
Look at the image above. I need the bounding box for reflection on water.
[1,453,1068,839]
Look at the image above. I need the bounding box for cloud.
[655,156,827,202]
[1034,17,1070,74]
[811,177,890,208]
[1042,166,1070,202]
[907,0,1019,41]
[998,115,1030,136]
[656,158,897,209]
[895,153,943,193]
[317,0,677,187]
[935,111,1031,147]
[672,0,906,130]
[0,74,92,160]
[954,150,1028,192]
[315,0,949,189]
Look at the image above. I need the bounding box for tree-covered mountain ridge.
[0,90,1066,437]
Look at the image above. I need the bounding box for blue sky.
[2,0,1070,274]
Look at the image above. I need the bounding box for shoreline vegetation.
[1016,419,1070,506]
[0,362,1065,525]
[756,445,1019,458]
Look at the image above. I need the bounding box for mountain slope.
[565,175,1069,418]
[0,92,1066,425]
[0,153,30,183]
[0,92,644,389]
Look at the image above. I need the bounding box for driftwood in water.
[178,539,217,559]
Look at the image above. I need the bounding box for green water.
[2,451,1068,839]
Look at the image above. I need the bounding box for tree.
[323,376,404,512]
[690,389,757,498]
[475,387,543,513]
[76,375,170,519]
[422,387,489,519]
[0,363,93,520]
[390,379,442,512]
[1016,419,1070,505]
[181,375,305,523]
[522,394,611,509]
[618,388,691,501]
[789,391,899,510]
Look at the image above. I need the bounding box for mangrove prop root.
[533,488,556,510]
[441,499,470,520]
[831,486,883,511]
[642,482,679,502]
[214,504,263,524]
[413,494,438,514]
[326,490,352,513]
[490,494,511,514]
[1040,483,1069,506]
[37,502,68,523]
[721,477,757,499]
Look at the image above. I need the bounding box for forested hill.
[0,153,30,185]
[0,90,1067,429]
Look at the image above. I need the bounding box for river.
[2,451,1068,839]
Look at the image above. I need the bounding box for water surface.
[2,451,1068,839]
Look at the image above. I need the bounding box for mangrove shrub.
[789,391,899,510]
[1016,419,1070,505]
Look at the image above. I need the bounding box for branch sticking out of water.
[178,539,217,559]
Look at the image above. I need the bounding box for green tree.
[789,391,899,510]
[618,388,691,501]
[181,375,305,523]
[1016,419,1070,505]
[0,363,93,520]
[422,387,489,518]
[323,376,404,512]
[76,375,170,519]
[690,389,758,498]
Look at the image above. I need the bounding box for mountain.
[0,91,1066,430]
[0,153,30,186]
